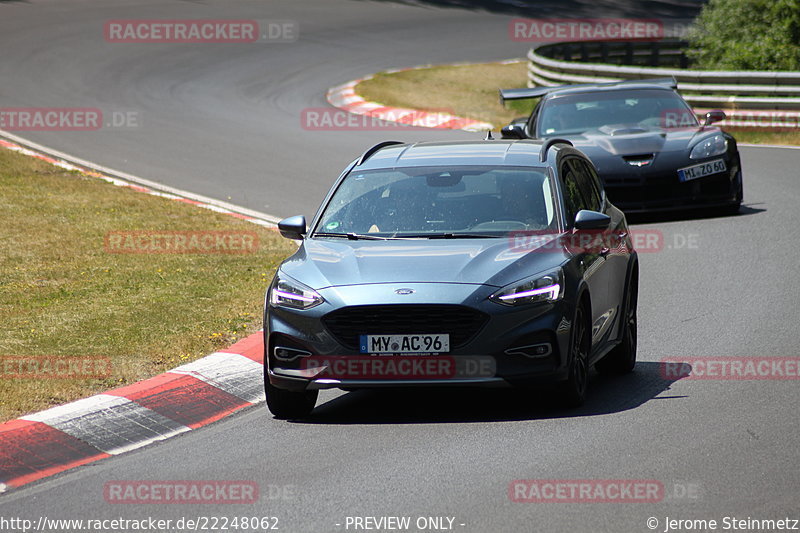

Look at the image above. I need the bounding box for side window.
[560,161,589,227]
[527,100,542,136]
[574,160,602,212]
[584,161,605,208]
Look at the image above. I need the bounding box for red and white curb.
[325,62,518,132]
[0,333,266,493]
[0,134,282,494]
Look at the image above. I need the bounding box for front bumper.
[264,282,575,392]
[601,154,742,213]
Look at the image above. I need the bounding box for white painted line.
[0,483,7,494]
[339,95,364,105]
[21,394,127,423]
[171,352,266,404]
[738,143,800,150]
[0,129,283,225]
[22,394,191,455]
[463,123,494,132]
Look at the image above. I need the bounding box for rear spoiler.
[499,77,678,104]
[498,87,554,102]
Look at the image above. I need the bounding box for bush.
[687,0,800,70]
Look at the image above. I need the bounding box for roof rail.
[499,77,678,103]
[357,141,405,165]
[539,138,573,162]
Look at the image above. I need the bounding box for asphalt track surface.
[1,1,799,532]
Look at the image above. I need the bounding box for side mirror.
[501,123,526,139]
[277,215,306,240]
[704,110,726,126]
[574,210,611,230]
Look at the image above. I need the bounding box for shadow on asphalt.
[359,0,703,18]
[294,361,689,425]
[626,203,766,225]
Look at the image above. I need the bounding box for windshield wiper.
[313,232,389,240]
[393,233,502,239]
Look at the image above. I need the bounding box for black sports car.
[264,139,638,418]
[500,78,742,214]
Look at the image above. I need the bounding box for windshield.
[538,88,698,136]
[314,165,557,238]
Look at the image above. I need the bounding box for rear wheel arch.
[578,289,592,349]
[626,256,639,307]
[572,285,592,355]
[596,256,638,375]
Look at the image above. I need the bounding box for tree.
[687,0,800,71]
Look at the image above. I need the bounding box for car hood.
[279,236,568,289]
[564,125,713,157]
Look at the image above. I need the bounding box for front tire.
[722,169,743,215]
[266,381,318,419]
[559,303,590,407]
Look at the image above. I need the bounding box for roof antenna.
[485,130,494,140]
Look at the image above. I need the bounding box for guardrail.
[528,40,800,111]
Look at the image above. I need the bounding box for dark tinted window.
[316,165,556,237]
[585,162,605,204]
[538,88,697,136]
[574,160,602,212]
[560,161,589,227]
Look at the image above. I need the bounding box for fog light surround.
[274,346,313,362]
[504,343,552,358]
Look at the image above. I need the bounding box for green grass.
[358,61,537,129]
[357,61,800,146]
[0,148,296,421]
[723,128,800,145]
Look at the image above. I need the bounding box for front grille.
[322,304,488,350]
[605,170,733,209]
[622,154,655,167]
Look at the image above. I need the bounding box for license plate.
[359,334,450,354]
[677,159,727,182]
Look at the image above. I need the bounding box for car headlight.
[690,134,727,159]
[489,268,563,306]
[269,273,324,310]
